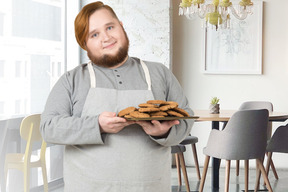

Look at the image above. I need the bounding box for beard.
[87,28,129,68]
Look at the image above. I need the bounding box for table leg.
[211,121,220,190]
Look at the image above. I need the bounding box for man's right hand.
[98,111,135,133]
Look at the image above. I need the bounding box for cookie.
[160,101,178,107]
[167,110,184,117]
[129,111,150,118]
[118,107,137,117]
[146,100,166,105]
[149,111,168,117]
[138,103,158,108]
[173,107,190,117]
[159,103,178,111]
[138,107,160,113]
[124,114,133,118]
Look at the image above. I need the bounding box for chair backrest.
[239,101,273,112]
[205,109,269,160]
[20,114,46,162]
[266,124,288,153]
[226,109,269,159]
[20,114,42,142]
[239,101,273,138]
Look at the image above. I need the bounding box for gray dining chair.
[171,144,190,192]
[179,135,201,180]
[265,124,288,179]
[237,101,278,179]
[199,109,273,192]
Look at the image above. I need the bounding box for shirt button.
[114,70,118,72]
[117,75,120,77]
[119,81,122,84]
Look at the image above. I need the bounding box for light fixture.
[179,0,253,30]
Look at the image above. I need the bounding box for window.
[0,101,4,114]
[51,61,55,77]
[0,13,3,36]
[57,62,62,76]
[15,100,21,114]
[0,1,80,190]
[0,0,66,118]
[0,60,4,78]
[15,61,22,77]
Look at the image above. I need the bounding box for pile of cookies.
[118,100,190,119]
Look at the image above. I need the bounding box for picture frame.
[203,0,263,74]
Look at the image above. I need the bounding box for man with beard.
[40,1,194,192]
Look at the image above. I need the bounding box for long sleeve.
[147,62,194,146]
[40,66,104,145]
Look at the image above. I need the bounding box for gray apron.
[64,61,171,192]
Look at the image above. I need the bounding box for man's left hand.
[135,120,179,137]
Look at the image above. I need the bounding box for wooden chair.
[4,114,48,192]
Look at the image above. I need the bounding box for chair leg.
[244,160,249,192]
[178,152,190,192]
[175,154,182,186]
[24,167,30,192]
[191,143,201,180]
[265,152,278,180]
[0,176,5,192]
[256,159,273,192]
[41,163,49,192]
[236,160,240,176]
[262,152,274,187]
[270,159,278,180]
[0,158,6,192]
[255,159,261,191]
[225,160,231,192]
[265,152,272,178]
[4,162,8,191]
[199,156,210,192]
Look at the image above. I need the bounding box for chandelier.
[179,0,253,30]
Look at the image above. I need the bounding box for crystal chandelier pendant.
[179,0,253,30]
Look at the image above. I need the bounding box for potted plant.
[209,97,220,114]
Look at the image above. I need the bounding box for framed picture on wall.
[203,0,263,75]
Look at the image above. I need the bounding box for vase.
[209,104,220,114]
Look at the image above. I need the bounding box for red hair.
[74,1,119,50]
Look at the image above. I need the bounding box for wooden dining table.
[193,110,288,191]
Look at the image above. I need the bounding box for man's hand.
[135,120,179,137]
[99,112,135,133]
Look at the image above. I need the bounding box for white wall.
[172,0,288,168]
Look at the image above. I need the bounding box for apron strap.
[87,61,96,88]
[140,60,152,91]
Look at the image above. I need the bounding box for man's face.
[86,8,129,68]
